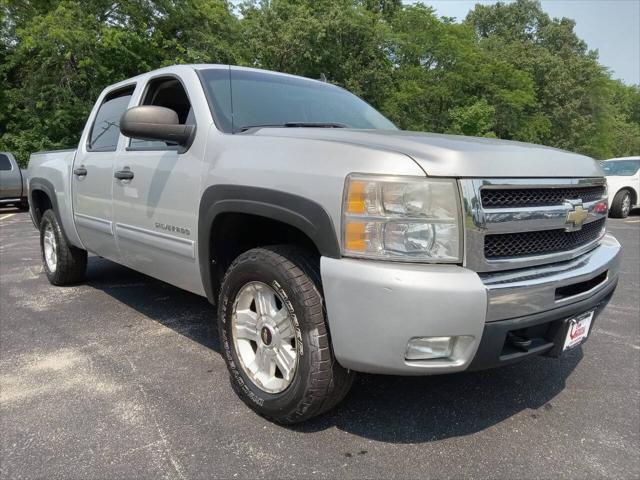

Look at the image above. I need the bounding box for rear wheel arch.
[198,185,341,304]
[28,179,57,226]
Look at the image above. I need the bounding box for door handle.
[114,169,134,180]
[73,166,87,176]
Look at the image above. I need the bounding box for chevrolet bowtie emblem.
[566,204,588,229]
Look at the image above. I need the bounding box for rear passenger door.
[112,73,208,295]
[72,85,135,261]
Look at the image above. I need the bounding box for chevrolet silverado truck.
[28,65,621,423]
[1,152,28,209]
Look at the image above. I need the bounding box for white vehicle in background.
[602,156,640,218]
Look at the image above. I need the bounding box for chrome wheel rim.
[43,223,57,272]
[622,194,631,216]
[231,281,298,394]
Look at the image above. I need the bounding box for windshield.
[602,159,640,176]
[199,68,397,133]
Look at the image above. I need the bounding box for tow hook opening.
[506,332,532,351]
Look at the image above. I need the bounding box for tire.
[609,189,632,218]
[39,209,87,285]
[218,245,354,424]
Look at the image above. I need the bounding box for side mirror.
[120,106,195,146]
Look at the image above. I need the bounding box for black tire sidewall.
[40,210,61,281]
[611,190,631,218]
[218,254,321,419]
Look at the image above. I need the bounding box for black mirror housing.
[120,106,195,146]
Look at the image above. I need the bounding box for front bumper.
[321,234,621,375]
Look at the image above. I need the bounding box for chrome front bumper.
[321,235,621,375]
[481,234,621,321]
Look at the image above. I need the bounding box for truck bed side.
[27,149,84,248]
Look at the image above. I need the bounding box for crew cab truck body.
[28,65,621,423]
[0,152,28,208]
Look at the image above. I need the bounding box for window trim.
[125,73,197,154]
[86,83,137,153]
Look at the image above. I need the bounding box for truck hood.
[253,129,603,178]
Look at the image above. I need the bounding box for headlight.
[342,174,462,262]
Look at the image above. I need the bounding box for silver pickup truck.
[28,64,620,423]
[1,152,28,208]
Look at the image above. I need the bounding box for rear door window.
[0,154,12,171]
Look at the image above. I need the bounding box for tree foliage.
[1,0,638,166]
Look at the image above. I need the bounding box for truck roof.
[103,64,329,92]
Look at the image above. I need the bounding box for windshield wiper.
[238,122,347,132]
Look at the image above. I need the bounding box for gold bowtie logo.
[566,205,588,228]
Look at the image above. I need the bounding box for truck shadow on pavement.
[86,256,582,444]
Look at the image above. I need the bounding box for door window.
[129,77,195,150]
[0,154,12,170]
[88,86,135,152]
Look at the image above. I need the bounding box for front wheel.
[39,209,87,285]
[218,246,354,424]
[609,190,632,218]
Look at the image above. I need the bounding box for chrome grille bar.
[459,178,608,272]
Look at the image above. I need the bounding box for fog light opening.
[405,336,454,361]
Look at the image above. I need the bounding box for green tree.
[239,0,393,106]
[381,3,537,139]
[465,0,630,158]
[1,0,637,166]
[0,0,239,166]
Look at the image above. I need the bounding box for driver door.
[112,75,205,295]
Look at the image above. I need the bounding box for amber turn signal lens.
[346,180,367,214]
[345,221,366,251]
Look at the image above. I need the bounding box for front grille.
[481,186,606,209]
[484,218,605,259]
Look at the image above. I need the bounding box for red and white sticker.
[563,310,595,351]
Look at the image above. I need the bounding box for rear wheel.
[610,190,632,218]
[218,245,354,424]
[39,210,87,285]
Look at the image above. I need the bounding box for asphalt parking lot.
[1,208,639,479]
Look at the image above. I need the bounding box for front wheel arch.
[198,185,341,304]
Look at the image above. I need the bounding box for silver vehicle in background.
[27,65,620,423]
[0,152,28,209]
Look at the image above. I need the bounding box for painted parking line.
[0,214,16,220]
[624,219,640,223]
